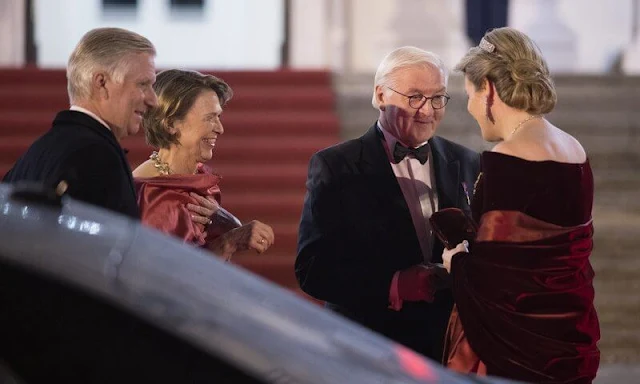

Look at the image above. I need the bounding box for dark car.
[0,183,517,383]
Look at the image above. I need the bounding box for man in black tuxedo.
[2,27,158,219]
[296,47,480,361]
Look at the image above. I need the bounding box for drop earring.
[485,82,495,124]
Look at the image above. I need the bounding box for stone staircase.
[335,73,640,365]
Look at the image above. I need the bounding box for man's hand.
[397,264,442,303]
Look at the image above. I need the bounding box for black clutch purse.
[206,206,242,239]
[429,208,478,250]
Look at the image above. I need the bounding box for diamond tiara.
[479,38,495,53]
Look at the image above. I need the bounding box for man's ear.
[375,84,386,110]
[92,72,108,99]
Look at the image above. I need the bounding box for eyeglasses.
[385,86,450,110]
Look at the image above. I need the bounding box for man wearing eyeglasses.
[296,46,480,362]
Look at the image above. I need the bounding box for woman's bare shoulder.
[492,125,586,164]
[559,130,587,163]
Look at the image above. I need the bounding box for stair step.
[234,254,297,287]
[207,164,309,193]
[198,194,304,226]
[222,191,304,220]
[0,111,340,137]
[0,86,336,112]
[0,136,335,167]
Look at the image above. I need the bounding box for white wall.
[34,0,284,69]
[0,0,26,67]
[289,0,329,69]
[510,0,634,73]
[348,0,467,73]
[21,0,640,73]
[303,0,635,74]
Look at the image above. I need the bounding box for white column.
[0,0,26,67]
[289,0,330,69]
[327,0,349,72]
[520,0,578,73]
[376,0,470,71]
[623,0,640,74]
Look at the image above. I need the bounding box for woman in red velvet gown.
[132,69,274,260]
[440,27,600,383]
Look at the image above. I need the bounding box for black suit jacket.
[296,124,480,361]
[3,110,139,219]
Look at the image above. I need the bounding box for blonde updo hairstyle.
[455,27,556,115]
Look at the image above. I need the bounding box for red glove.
[397,264,438,303]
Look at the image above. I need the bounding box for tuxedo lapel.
[358,125,410,215]
[357,125,422,263]
[430,136,460,210]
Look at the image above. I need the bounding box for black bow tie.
[393,142,429,164]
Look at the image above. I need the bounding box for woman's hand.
[228,220,275,254]
[187,192,219,225]
[207,220,275,260]
[442,240,469,273]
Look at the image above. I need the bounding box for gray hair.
[372,46,449,109]
[67,27,156,104]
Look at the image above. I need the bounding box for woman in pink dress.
[441,27,600,383]
[133,69,274,260]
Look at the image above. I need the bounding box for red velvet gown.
[444,152,600,384]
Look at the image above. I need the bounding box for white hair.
[371,46,449,109]
[67,27,156,104]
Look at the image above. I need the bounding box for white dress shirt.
[378,122,438,262]
[69,105,111,131]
